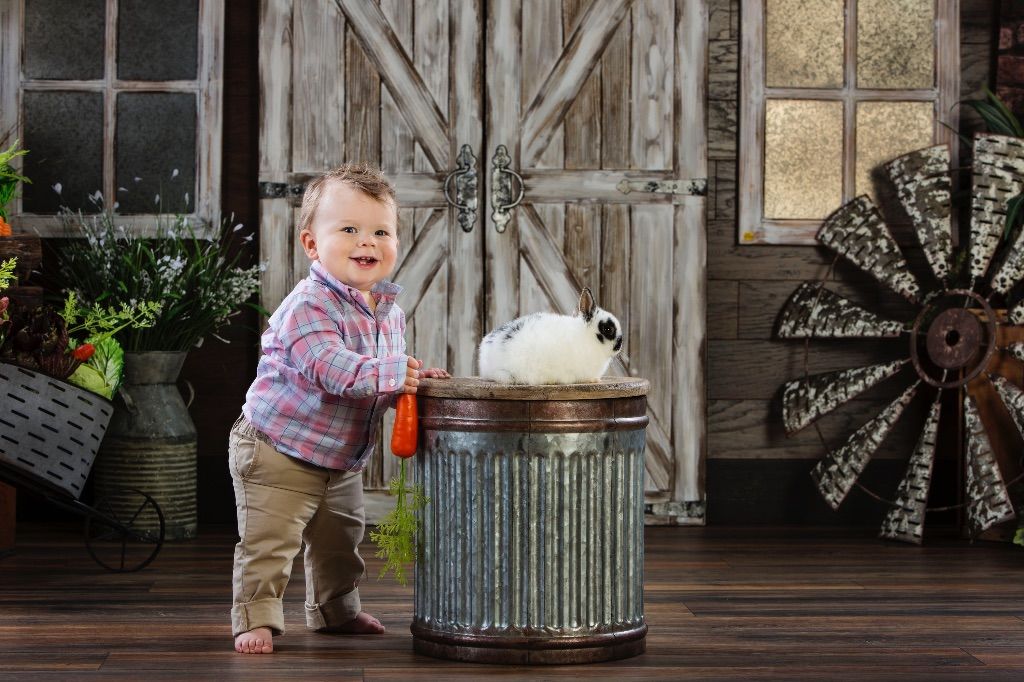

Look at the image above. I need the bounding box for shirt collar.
[309,260,402,308]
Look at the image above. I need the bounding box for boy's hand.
[421,367,451,379]
[400,357,422,393]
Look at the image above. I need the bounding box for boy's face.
[300,181,399,294]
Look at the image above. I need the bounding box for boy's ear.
[299,228,318,260]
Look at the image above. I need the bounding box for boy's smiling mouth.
[351,256,379,267]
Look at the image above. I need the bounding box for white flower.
[52,182,62,195]
[233,223,243,232]
[171,169,179,179]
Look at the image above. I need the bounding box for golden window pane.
[857,0,934,89]
[766,0,844,88]
[855,101,934,202]
[764,99,844,220]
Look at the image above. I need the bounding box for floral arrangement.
[0,258,15,346]
[0,283,160,399]
[50,208,261,352]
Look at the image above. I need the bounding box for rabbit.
[478,288,623,384]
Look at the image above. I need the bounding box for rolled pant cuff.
[232,598,286,637]
[305,588,361,631]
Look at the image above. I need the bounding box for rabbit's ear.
[578,287,596,322]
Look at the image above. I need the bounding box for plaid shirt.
[243,260,408,471]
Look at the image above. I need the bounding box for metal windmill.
[777,134,1024,544]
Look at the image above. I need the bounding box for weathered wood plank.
[961,0,996,44]
[258,0,295,316]
[485,0,522,327]
[709,398,928,461]
[522,169,705,203]
[714,158,736,222]
[708,39,737,100]
[292,1,345,171]
[380,0,414,177]
[448,0,484,376]
[335,0,448,170]
[601,5,631,169]
[708,98,737,160]
[345,27,381,166]
[709,339,912,401]
[522,0,565,170]
[413,0,448,173]
[630,204,674,422]
[630,0,673,170]
[601,204,631,355]
[522,0,631,166]
[961,40,992,100]
[737,280,918,341]
[707,279,737,340]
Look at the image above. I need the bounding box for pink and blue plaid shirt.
[242,260,408,471]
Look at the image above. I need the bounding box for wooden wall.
[703,0,998,526]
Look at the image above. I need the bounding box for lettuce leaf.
[66,336,124,399]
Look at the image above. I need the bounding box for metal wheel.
[83,487,165,572]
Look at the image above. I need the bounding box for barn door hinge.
[258,181,306,200]
[616,177,707,197]
[442,144,479,232]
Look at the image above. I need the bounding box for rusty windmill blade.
[963,395,1017,536]
[1007,342,1024,363]
[971,135,1024,286]
[811,381,920,511]
[992,375,1024,438]
[817,196,921,303]
[884,145,953,284]
[777,282,907,339]
[878,397,941,545]
[782,359,909,435]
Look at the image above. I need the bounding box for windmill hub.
[910,290,997,388]
[926,308,982,369]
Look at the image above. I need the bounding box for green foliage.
[369,459,428,586]
[0,140,30,220]
[963,87,1024,138]
[50,210,262,351]
[58,290,161,345]
[0,258,15,291]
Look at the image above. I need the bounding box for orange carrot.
[0,216,11,237]
[391,393,418,458]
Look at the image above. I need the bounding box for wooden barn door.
[259,0,707,523]
[258,0,484,518]
[484,0,707,521]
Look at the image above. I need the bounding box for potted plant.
[48,208,261,539]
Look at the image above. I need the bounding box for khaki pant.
[229,416,366,637]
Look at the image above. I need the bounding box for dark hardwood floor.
[2,524,1024,680]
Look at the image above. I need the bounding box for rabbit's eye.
[598,319,618,341]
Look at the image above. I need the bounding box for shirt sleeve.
[278,298,408,398]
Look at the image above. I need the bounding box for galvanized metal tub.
[411,377,649,664]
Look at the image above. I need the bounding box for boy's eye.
[341,226,357,233]
[375,229,391,238]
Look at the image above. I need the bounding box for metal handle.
[490,144,524,233]
[442,144,478,232]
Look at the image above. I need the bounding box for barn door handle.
[491,144,524,233]
[442,144,478,232]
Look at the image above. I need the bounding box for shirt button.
[389,379,396,387]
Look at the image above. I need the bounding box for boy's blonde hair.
[297,163,397,235]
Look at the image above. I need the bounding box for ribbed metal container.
[94,352,196,540]
[411,377,649,664]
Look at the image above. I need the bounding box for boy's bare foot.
[234,627,273,654]
[317,611,385,634]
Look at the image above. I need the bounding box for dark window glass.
[117,0,199,81]
[24,0,105,80]
[115,92,196,214]
[22,91,104,214]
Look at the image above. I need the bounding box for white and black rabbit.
[478,288,623,384]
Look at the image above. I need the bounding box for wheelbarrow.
[0,361,164,572]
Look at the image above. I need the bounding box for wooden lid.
[417,376,649,400]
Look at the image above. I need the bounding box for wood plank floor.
[2,524,1024,680]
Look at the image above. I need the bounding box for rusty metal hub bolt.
[910,290,996,388]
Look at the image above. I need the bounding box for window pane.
[857,0,934,89]
[766,0,844,88]
[115,92,197,214]
[855,101,933,203]
[24,0,105,80]
[764,99,844,220]
[118,0,199,81]
[22,91,104,214]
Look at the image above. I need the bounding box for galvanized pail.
[412,377,649,664]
